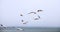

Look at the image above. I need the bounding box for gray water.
[0,27,60,32]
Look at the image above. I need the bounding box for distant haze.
[0,0,60,27]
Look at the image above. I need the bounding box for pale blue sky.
[0,0,60,27]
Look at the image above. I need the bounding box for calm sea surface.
[0,27,60,32]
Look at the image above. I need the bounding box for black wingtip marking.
[37,10,43,12]
[20,14,23,16]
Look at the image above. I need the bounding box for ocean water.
[0,27,60,32]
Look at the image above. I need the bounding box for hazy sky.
[0,0,60,27]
